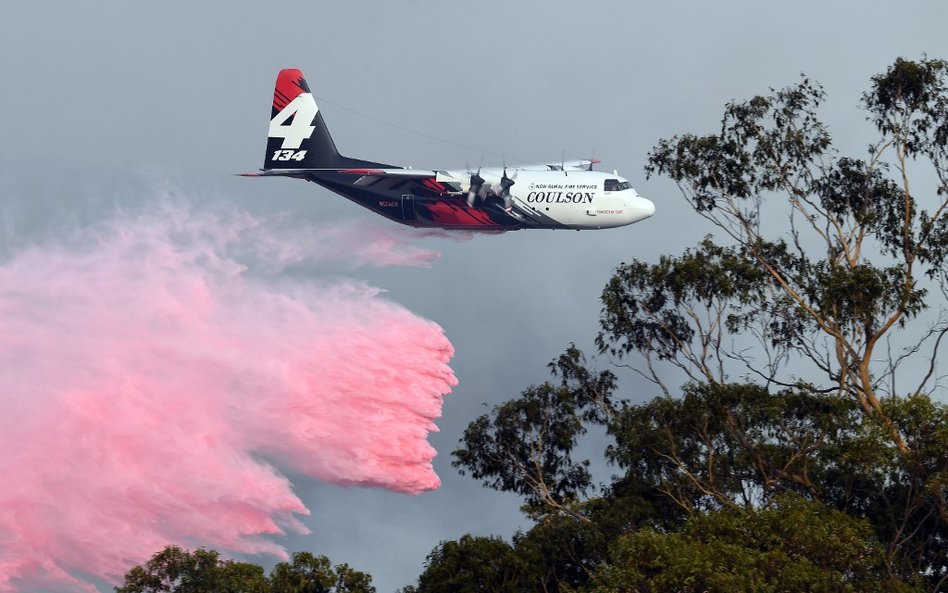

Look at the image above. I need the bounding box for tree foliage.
[270,552,374,593]
[407,535,529,593]
[630,57,948,453]
[441,57,948,593]
[115,547,374,593]
[115,547,269,593]
[590,495,922,593]
[452,345,616,521]
[608,384,948,584]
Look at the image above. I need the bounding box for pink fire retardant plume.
[0,203,457,592]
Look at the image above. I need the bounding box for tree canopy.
[447,56,948,593]
[115,547,374,593]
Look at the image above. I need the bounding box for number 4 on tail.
[271,149,308,161]
[269,93,318,149]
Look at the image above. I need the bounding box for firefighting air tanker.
[241,69,656,231]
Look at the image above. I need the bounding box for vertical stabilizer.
[264,69,389,170]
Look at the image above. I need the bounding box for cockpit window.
[604,179,633,191]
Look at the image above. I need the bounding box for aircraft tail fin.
[264,69,389,171]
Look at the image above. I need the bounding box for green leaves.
[412,536,529,593]
[598,239,767,371]
[813,157,906,254]
[631,57,948,456]
[590,495,923,593]
[865,57,948,162]
[646,77,832,211]
[607,384,853,510]
[452,347,616,519]
[269,552,375,593]
[115,547,268,593]
[116,548,374,593]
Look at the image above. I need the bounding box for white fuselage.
[440,167,656,229]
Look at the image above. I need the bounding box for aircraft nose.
[627,194,656,223]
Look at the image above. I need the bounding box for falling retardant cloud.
[0,190,457,592]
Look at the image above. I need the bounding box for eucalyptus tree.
[603,57,948,454]
[451,57,948,592]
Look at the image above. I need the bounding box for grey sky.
[2,1,947,591]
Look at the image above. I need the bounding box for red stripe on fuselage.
[421,178,447,192]
[424,201,500,227]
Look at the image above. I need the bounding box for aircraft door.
[401,194,417,222]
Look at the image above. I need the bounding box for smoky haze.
[1,1,947,591]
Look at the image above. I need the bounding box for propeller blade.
[470,171,485,189]
[588,149,598,171]
[500,167,515,194]
[467,167,485,206]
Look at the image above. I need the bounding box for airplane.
[241,69,655,231]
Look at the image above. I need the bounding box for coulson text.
[525,191,594,204]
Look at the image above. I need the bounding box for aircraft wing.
[238,168,438,180]
[512,159,600,172]
[336,168,437,178]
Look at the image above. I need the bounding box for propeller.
[587,148,599,171]
[467,167,485,207]
[498,166,516,212]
